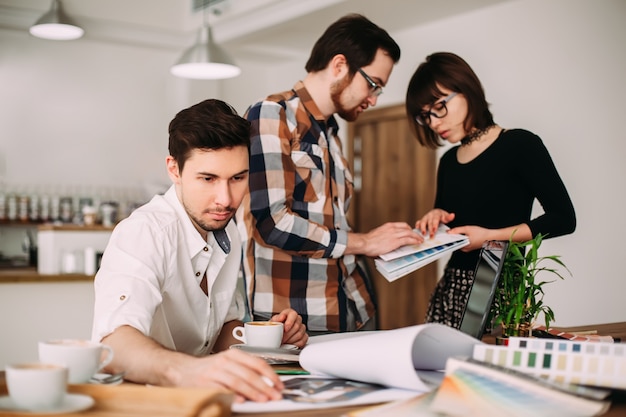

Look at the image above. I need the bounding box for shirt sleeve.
[521,134,577,239]
[246,99,347,259]
[91,218,165,343]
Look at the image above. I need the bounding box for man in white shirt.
[92,99,308,402]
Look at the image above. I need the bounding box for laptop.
[458,240,509,340]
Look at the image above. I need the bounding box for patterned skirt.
[425,267,475,329]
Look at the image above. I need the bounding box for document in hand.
[375,225,469,282]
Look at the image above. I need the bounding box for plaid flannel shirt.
[236,81,375,332]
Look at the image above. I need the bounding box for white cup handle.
[232,326,246,344]
[99,345,114,370]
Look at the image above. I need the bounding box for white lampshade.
[29,0,84,41]
[170,26,241,80]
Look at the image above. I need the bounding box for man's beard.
[331,76,359,122]
[187,207,234,233]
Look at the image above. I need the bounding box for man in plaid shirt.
[237,14,423,333]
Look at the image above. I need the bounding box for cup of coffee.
[232,321,284,348]
[5,362,68,410]
[38,339,114,384]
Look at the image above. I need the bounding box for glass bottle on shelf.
[29,192,40,222]
[59,197,73,223]
[40,193,50,222]
[6,192,17,221]
[0,185,6,221]
[18,194,29,222]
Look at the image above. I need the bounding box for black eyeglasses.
[357,68,383,97]
[415,92,458,126]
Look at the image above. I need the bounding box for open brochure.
[375,225,469,282]
[429,356,610,417]
[232,323,482,413]
[349,357,610,417]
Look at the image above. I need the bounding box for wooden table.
[1,323,625,416]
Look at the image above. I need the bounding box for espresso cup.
[5,362,68,410]
[232,321,284,348]
[38,339,114,384]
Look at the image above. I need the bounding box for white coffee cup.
[232,321,284,348]
[6,362,68,410]
[38,339,114,384]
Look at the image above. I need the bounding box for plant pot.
[501,322,532,338]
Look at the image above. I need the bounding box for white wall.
[0,282,94,368]
[382,0,626,327]
[226,0,626,327]
[0,0,624,367]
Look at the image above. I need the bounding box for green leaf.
[490,232,571,333]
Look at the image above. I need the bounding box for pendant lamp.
[170,25,240,80]
[29,0,84,41]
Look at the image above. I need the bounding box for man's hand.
[101,325,283,403]
[346,222,423,257]
[173,348,283,403]
[270,308,309,348]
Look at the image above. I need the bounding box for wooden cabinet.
[348,104,438,330]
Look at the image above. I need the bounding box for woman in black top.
[405,52,576,329]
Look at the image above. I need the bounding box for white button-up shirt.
[92,185,244,356]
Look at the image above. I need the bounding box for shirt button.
[203,247,209,252]
[195,272,201,277]
[119,295,126,301]
[204,341,209,347]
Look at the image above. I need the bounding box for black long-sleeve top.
[435,129,576,270]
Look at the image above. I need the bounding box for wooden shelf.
[0,267,95,283]
[0,221,115,231]
[37,223,115,232]
[0,220,39,227]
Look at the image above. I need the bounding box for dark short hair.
[305,14,400,74]
[168,99,251,171]
[405,52,494,149]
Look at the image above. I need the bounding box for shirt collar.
[163,185,210,257]
[292,81,340,136]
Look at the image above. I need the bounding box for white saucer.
[231,343,299,350]
[230,344,301,364]
[0,393,95,414]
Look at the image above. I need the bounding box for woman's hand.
[447,225,490,252]
[415,209,455,238]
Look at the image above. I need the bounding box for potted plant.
[490,233,571,338]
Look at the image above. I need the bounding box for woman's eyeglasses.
[415,92,458,126]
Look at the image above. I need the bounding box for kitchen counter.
[0,267,94,283]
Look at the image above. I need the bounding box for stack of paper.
[375,225,469,282]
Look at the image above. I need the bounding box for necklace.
[461,124,496,146]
